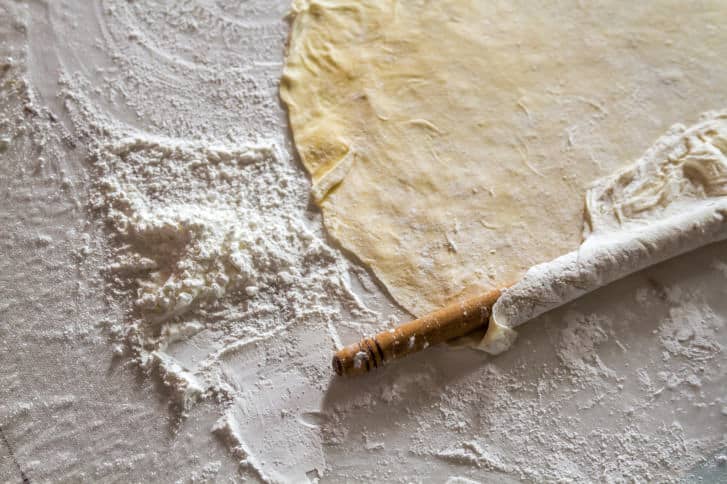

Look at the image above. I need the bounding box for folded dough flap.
[311,149,355,203]
[478,111,727,355]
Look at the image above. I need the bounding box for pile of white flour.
[90,134,370,409]
[7,0,725,482]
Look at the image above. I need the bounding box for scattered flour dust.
[46,1,379,479]
[90,133,366,409]
[70,102,378,479]
[27,0,727,482]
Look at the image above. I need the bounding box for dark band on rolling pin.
[362,343,371,371]
[364,340,378,368]
[373,338,385,363]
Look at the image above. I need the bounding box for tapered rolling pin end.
[332,337,383,376]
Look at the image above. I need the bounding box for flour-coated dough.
[281,0,727,316]
[478,112,727,353]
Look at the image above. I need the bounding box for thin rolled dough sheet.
[281,0,727,317]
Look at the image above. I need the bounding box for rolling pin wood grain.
[332,289,502,376]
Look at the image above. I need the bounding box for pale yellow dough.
[281,0,727,316]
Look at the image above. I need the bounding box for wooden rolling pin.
[332,289,501,376]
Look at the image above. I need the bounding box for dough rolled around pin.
[480,112,727,353]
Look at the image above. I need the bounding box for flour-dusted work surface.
[1,1,726,483]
